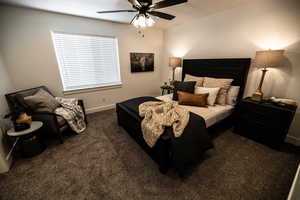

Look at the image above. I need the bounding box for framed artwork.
[130,53,154,73]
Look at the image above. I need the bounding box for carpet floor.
[0,109,299,200]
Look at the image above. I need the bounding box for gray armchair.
[5,86,87,143]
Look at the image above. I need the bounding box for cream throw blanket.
[139,101,190,148]
[54,97,86,134]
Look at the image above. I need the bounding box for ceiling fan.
[97,0,188,28]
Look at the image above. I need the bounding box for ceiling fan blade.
[97,10,137,14]
[128,0,142,8]
[130,15,138,24]
[148,11,175,20]
[151,0,188,9]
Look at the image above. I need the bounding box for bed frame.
[116,58,251,174]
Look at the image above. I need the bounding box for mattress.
[156,94,234,127]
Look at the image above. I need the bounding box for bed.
[157,94,234,128]
[116,58,251,174]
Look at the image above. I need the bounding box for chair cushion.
[23,89,61,112]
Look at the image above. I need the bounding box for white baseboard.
[86,104,116,114]
[286,135,300,146]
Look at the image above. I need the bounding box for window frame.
[51,31,122,94]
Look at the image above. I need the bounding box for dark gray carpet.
[0,109,299,200]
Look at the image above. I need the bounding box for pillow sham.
[178,91,208,107]
[203,77,233,105]
[226,86,240,105]
[172,81,196,101]
[195,87,220,106]
[24,89,60,112]
[184,74,204,87]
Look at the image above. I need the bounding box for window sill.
[63,84,122,95]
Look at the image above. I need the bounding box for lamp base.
[169,79,175,86]
[251,90,264,102]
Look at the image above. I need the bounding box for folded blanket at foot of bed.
[117,96,213,171]
[139,101,190,148]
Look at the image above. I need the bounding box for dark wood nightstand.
[233,97,297,149]
[160,85,174,95]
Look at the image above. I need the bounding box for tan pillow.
[195,87,220,106]
[226,86,240,105]
[203,77,233,105]
[184,74,204,87]
[24,89,60,112]
[178,91,208,107]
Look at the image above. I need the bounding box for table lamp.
[252,49,285,101]
[169,57,182,85]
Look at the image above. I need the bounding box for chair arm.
[33,111,60,117]
[31,112,60,134]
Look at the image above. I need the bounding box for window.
[51,32,121,92]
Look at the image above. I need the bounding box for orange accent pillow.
[178,91,208,107]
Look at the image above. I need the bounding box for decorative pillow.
[184,74,204,87]
[24,89,60,112]
[15,94,32,111]
[195,87,220,106]
[173,81,196,101]
[178,91,208,107]
[203,77,233,105]
[226,86,240,105]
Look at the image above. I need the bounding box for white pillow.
[226,86,240,105]
[195,87,220,106]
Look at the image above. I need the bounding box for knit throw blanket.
[139,101,190,148]
[55,97,86,134]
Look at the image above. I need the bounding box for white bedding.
[156,94,234,127]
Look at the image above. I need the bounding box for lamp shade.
[169,57,182,68]
[255,50,285,68]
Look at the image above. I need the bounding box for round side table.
[7,121,46,158]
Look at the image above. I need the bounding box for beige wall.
[162,0,300,142]
[0,5,164,113]
[1,0,299,143]
[0,52,14,173]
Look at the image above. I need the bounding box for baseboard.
[286,135,300,146]
[86,104,116,114]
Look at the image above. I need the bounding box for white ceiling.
[0,0,253,29]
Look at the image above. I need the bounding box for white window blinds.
[51,32,121,92]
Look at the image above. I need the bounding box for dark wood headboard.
[182,58,251,102]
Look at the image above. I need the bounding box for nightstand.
[233,97,297,149]
[160,85,174,95]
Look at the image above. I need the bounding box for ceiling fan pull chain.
[138,28,145,38]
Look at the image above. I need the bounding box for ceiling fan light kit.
[97,0,188,28]
[132,14,155,28]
